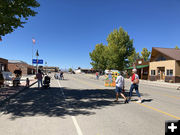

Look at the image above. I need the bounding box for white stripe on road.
[71,116,83,135]
[57,80,83,135]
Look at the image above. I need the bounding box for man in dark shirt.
[36,69,43,89]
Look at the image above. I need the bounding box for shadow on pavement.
[142,99,153,103]
[2,86,151,119]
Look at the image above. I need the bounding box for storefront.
[126,59,149,80]
[149,47,180,83]
[8,60,35,75]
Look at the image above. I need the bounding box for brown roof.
[152,47,180,60]
[0,58,8,63]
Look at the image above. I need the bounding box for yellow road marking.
[163,94,180,100]
[70,75,180,120]
[135,102,180,120]
[151,91,180,100]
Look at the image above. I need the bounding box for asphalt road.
[0,73,180,135]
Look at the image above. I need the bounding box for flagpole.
[36,50,39,74]
[36,53,38,74]
[32,38,34,74]
[32,37,36,74]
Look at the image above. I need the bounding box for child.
[26,78,30,87]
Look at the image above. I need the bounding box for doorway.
[157,67,165,81]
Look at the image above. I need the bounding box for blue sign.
[32,59,43,64]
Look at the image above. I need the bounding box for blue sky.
[0,0,180,69]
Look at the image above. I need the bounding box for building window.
[167,69,173,76]
[156,56,166,61]
[151,70,156,76]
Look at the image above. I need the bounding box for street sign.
[32,59,43,64]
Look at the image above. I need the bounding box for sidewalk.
[0,76,37,105]
[78,73,180,89]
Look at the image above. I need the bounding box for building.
[8,60,35,75]
[0,58,8,72]
[126,59,149,80]
[149,47,180,83]
[43,66,59,72]
[74,68,97,74]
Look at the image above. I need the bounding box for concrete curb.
[0,81,37,107]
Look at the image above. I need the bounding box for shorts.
[115,86,123,93]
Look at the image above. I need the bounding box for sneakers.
[136,100,142,103]
[124,99,129,104]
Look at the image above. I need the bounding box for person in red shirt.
[128,69,142,103]
[96,72,99,80]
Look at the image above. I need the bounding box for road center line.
[135,102,180,120]
[57,80,83,135]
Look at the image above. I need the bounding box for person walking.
[36,69,43,89]
[60,71,64,80]
[59,71,62,80]
[128,69,142,103]
[26,78,30,87]
[114,72,128,103]
[96,72,99,80]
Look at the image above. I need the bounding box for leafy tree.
[141,48,151,61]
[0,0,40,39]
[69,68,73,72]
[106,27,134,70]
[175,45,179,49]
[89,43,107,71]
[127,50,140,66]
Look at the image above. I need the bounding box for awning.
[125,65,149,70]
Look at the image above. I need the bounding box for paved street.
[0,73,180,135]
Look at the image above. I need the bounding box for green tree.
[175,45,179,49]
[141,48,151,61]
[0,0,40,39]
[69,68,73,72]
[89,43,107,71]
[106,27,134,70]
[127,50,140,66]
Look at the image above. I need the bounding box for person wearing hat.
[128,69,142,103]
[114,72,128,103]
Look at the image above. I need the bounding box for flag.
[36,50,39,56]
[32,38,35,44]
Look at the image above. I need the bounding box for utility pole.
[45,61,47,74]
